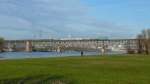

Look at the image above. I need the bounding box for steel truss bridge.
[4,39,139,53]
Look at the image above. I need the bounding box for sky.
[0,0,150,39]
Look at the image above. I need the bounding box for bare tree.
[145,39,150,54]
[137,29,150,54]
[0,37,4,52]
[137,34,144,54]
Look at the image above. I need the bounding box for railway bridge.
[4,39,139,53]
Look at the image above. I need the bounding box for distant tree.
[137,34,144,54]
[137,29,150,54]
[144,39,150,54]
[0,37,4,52]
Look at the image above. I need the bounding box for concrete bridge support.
[26,41,32,52]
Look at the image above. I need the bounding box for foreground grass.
[0,54,150,84]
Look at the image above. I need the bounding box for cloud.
[0,0,135,39]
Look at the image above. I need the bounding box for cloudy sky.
[0,0,150,39]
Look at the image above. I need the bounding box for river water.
[0,50,126,59]
[0,51,101,59]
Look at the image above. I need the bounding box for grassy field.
[0,54,150,84]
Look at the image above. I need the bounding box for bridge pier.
[57,46,61,52]
[25,41,32,52]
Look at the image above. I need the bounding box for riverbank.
[0,54,150,84]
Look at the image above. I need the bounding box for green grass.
[0,54,150,84]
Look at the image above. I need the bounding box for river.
[0,50,126,59]
[0,51,101,59]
